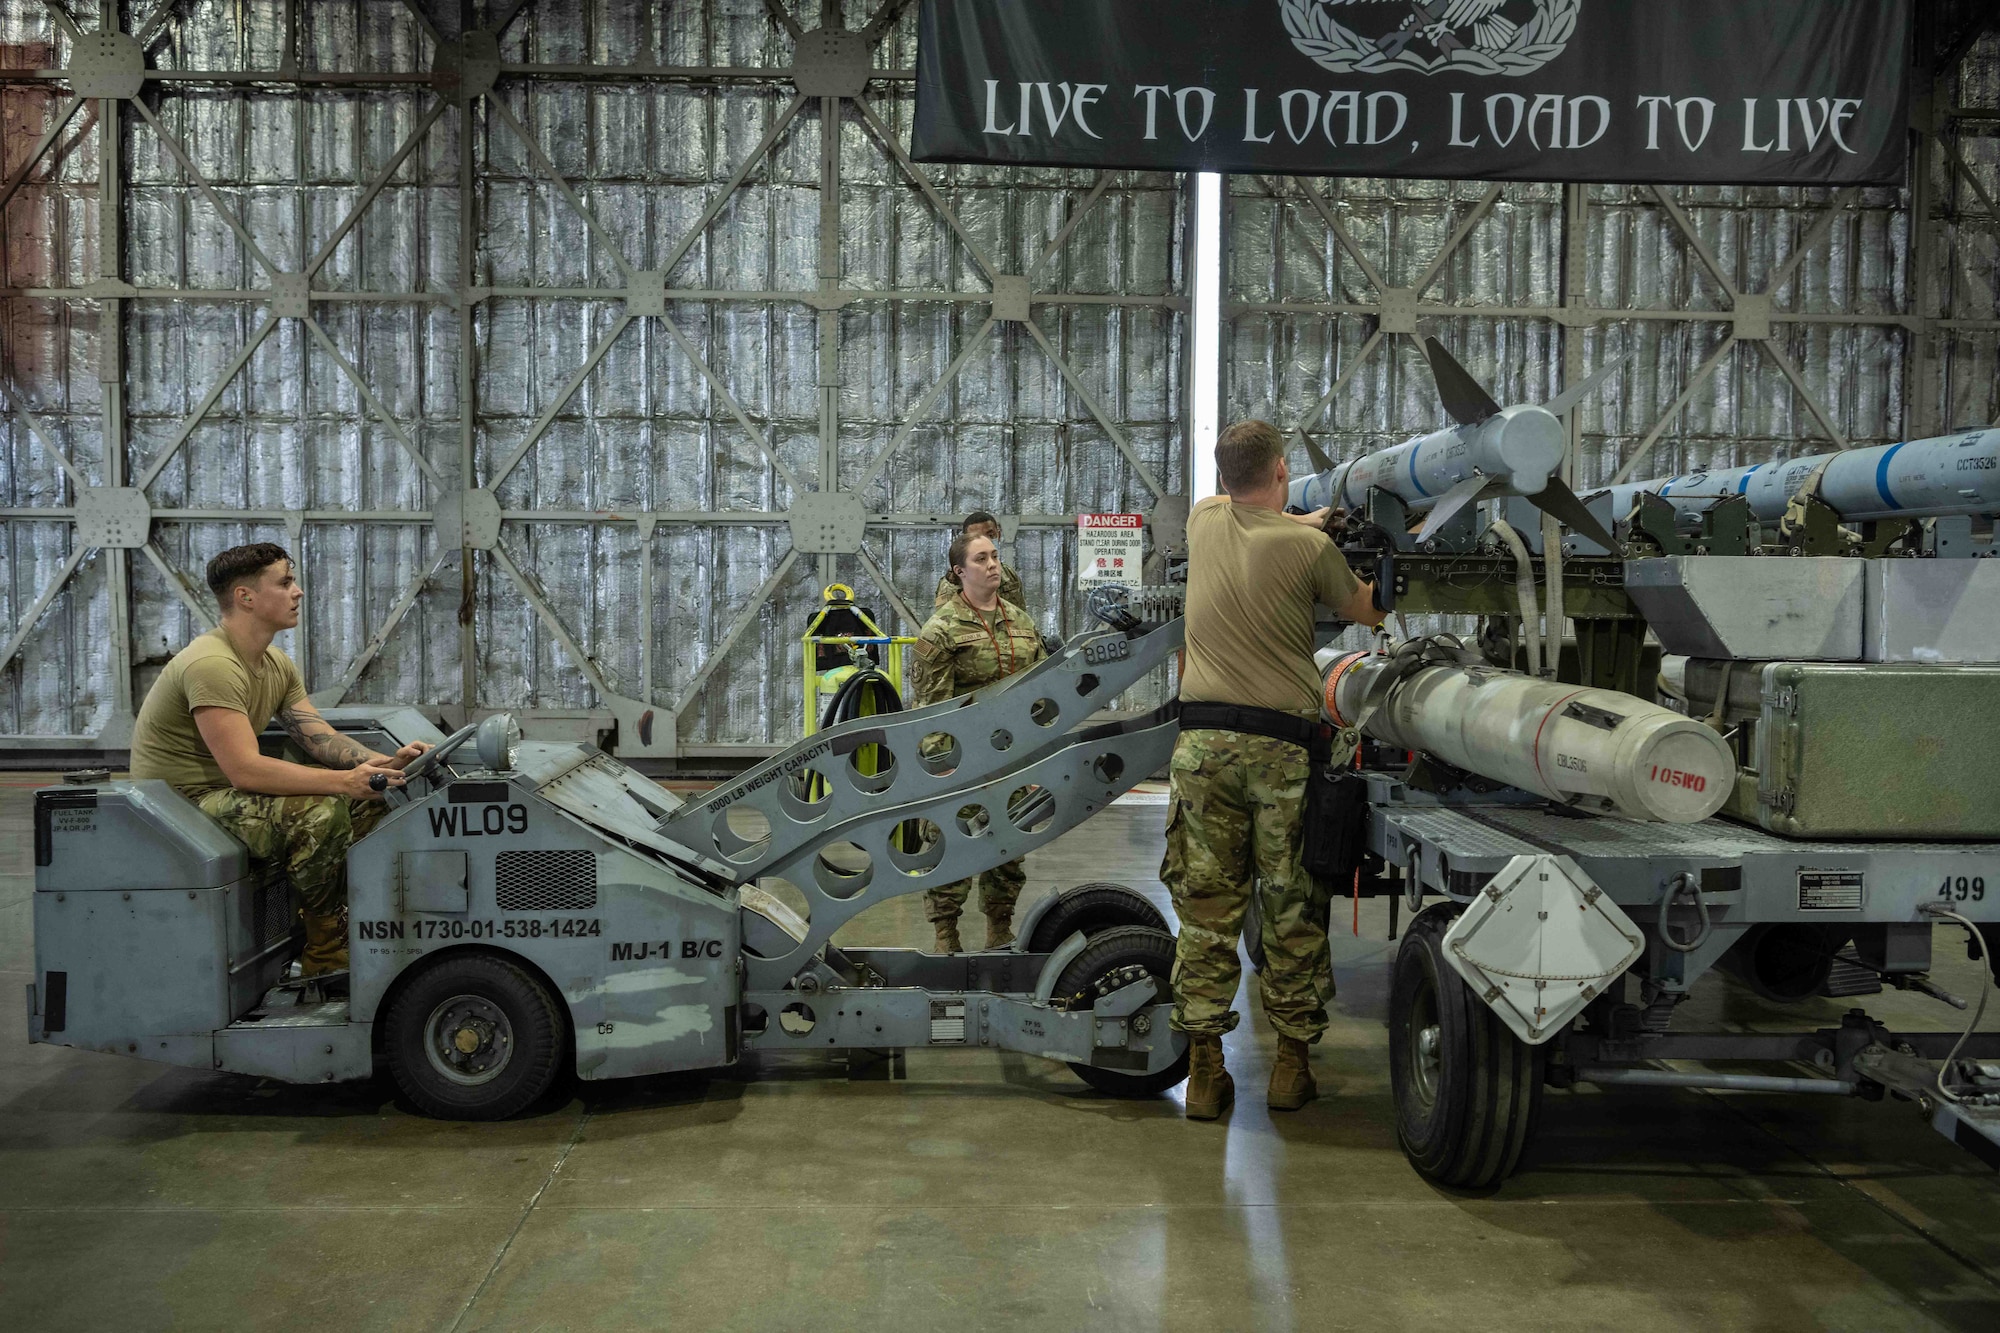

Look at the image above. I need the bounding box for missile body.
[1319,651,1734,823]
[1595,428,2000,525]
[1290,405,1567,515]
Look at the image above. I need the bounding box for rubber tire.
[384,952,567,1121]
[1053,924,1190,1098]
[1025,882,1169,954]
[1389,905,1545,1189]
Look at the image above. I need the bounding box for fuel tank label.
[1798,870,1863,911]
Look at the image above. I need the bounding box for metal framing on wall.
[0,0,1188,759]
[1224,16,2000,508]
[7,4,1995,764]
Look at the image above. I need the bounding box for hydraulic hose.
[1484,518,1542,678]
[820,667,904,730]
[1921,903,1995,1106]
[816,667,915,845]
[1539,508,1565,679]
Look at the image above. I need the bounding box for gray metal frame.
[0,0,1189,758]
[1372,783,2000,1158]
[662,616,1185,989]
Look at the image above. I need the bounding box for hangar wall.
[1,4,1995,759]
[0,0,1185,757]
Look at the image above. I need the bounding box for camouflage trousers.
[924,859,1026,924]
[1160,729,1334,1041]
[181,787,387,915]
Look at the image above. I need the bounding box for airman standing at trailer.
[911,531,1045,952]
[1168,421,1384,1120]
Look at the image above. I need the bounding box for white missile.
[1319,650,1735,824]
[1592,428,2000,526]
[1289,337,1622,550]
[1299,404,1564,515]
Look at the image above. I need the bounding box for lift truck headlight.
[474,714,521,772]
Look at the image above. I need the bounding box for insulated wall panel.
[0,1,1188,753]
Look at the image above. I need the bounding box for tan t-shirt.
[129,626,308,789]
[1180,496,1362,717]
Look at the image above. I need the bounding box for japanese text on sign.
[1077,513,1144,588]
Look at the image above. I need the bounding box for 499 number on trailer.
[1940,876,1988,903]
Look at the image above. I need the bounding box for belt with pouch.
[1176,700,1334,765]
[1177,699,1362,881]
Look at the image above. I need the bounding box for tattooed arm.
[276,698,391,771]
[194,707,400,799]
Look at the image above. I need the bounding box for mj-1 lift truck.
[28,617,1188,1119]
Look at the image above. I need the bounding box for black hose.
[820,667,904,731]
[815,668,919,852]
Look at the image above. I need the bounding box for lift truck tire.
[1051,924,1189,1098]
[383,951,569,1121]
[1024,882,1169,954]
[1391,906,1545,1189]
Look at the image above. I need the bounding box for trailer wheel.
[385,953,567,1121]
[1390,905,1545,1188]
[1025,882,1169,954]
[1052,924,1189,1098]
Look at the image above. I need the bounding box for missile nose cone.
[1487,405,1566,494]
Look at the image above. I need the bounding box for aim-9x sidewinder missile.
[1589,427,2000,526]
[1290,337,1622,551]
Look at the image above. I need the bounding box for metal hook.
[1657,872,1710,953]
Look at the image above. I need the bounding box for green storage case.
[1724,662,2000,839]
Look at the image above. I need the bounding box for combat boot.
[983,909,1014,950]
[933,918,963,954]
[301,911,349,977]
[1268,1035,1317,1111]
[1183,1034,1233,1121]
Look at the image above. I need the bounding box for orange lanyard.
[960,593,1016,677]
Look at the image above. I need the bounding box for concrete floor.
[3,775,1998,1332]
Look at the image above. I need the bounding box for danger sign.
[1077,513,1143,588]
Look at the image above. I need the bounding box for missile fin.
[1423,336,1502,427]
[1415,473,1500,544]
[1526,477,1620,552]
[1293,426,1335,474]
[1542,352,1630,419]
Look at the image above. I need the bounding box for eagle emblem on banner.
[1280,0,1580,76]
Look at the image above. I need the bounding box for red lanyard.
[960,593,1016,677]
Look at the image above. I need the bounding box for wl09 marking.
[427,803,528,837]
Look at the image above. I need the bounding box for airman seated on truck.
[127,543,432,976]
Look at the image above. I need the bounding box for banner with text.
[913,0,1910,184]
